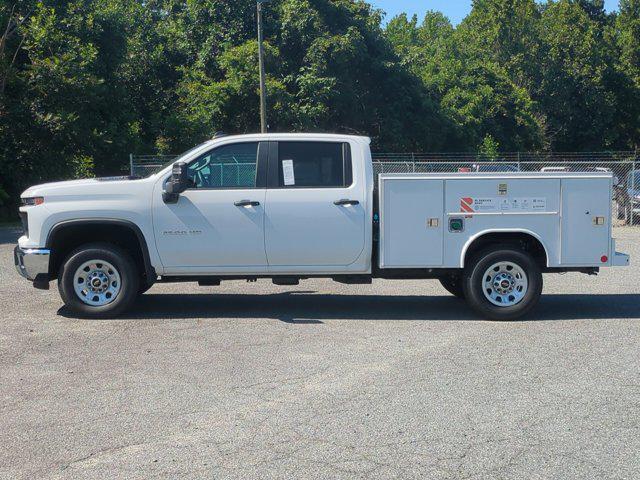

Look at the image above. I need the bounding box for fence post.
[129,153,134,176]
[633,151,637,191]
[517,152,521,172]
[412,153,416,173]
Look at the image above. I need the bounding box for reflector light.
[601,256,608,263]
[21,197,44,206]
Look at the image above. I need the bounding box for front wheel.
[463,248,543,321]
[58,243,139,318]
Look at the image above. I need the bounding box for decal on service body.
[460,197,547,213]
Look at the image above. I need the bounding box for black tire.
[463,247,543,321]
[58,243,139,318]
[439,275,465,299]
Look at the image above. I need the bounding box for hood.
[21,176,144,198]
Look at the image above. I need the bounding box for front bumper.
[14,246,51,283]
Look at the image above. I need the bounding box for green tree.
[386,8,543,151]
[535,0,621,150]
[611,0,640,148]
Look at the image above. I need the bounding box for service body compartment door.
[561,178,611,265]
[380,179,444,268]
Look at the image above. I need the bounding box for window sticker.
[282,159,295,186]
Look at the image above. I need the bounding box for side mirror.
[163,162,189,204]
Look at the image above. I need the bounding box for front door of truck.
[264,141,366,268]
[153,142,268,273]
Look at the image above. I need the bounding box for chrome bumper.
[14,246,51,282]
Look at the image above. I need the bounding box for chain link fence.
[130,151,640,226]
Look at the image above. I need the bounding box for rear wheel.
[439,275,465,299]
[58,243,139,318]
[463,247,542,321]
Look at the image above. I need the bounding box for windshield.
[137,142,211,178]
[168,142,212,168]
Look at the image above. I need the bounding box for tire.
[58,243,139,318]
[463,247,543,321]
[439,275,465,299]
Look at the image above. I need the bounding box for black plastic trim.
[19,211,28,237]
[33,273,50,290]
[256,141,268,188]
[267,141,279,189]
[46,219,156,281]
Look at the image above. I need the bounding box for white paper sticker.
[282,160,295,186]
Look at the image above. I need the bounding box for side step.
[332,275,373,285]
[272,277,300,286]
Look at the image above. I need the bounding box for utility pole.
[257,0,269,133]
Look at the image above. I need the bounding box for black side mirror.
[163,162,189,203]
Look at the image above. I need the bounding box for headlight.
[20,197,44,206]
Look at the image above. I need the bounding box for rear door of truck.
[264,140,366,267]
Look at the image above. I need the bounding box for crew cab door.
[152,142,268,273]
[264,141,366,268]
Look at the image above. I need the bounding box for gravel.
[1,226,639,479]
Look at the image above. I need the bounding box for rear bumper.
[613,252,630,267]
[14,246,51,282]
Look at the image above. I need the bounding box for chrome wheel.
[73,260,121,307]
[482,261,528,307]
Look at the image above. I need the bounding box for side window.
[277,142,352,188]
[188,142,259,189]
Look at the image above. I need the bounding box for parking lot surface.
[1,226,639,479]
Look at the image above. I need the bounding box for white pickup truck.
[15,133,630,320]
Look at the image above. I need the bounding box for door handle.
[234,200,260,207]
[334,199,360,206]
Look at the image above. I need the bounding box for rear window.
[277,142,352,188]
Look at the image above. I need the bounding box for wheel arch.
[46,219,156,282]
[460,229,550,269]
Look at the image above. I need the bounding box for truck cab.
[15,134,630,320]
[153,134,373,276]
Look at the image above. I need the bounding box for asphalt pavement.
[1,226,639,479]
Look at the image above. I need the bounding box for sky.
[370,0,621,25]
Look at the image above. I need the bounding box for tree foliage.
[0,0,639,216]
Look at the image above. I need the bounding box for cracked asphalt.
[1,226,639,479]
